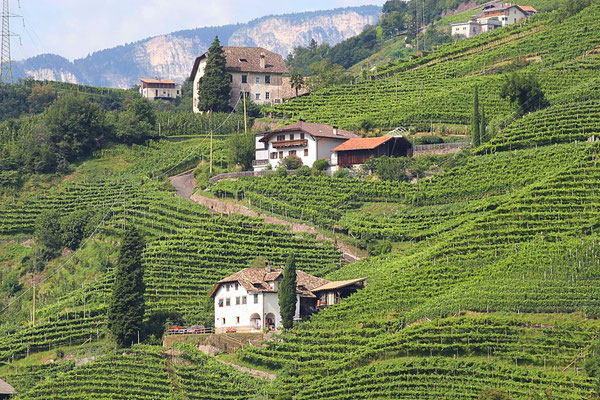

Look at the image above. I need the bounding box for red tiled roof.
[190,47,288,81]
[260,122,359,143]
[140,78,177,84]
[332,136,394,152]
[520,5,537,13]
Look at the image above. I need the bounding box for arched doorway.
[265,313,276,330]
[250,313,261,330]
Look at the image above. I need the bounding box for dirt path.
[218,359,276,380]
[170,170,361,262]
[169,171,196,199]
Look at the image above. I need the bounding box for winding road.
[169,170,361,262]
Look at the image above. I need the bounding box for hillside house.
[190,47,288,113]
[254,122,359,171]
[451,3,536,38]
[139,79,182,100]
[209,265,367,333]
[331,136,413,169]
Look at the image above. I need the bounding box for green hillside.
[2,1,600,399]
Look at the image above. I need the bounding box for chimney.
[265,260,272,272]
[333,126,339,135]
[260,53,266,69]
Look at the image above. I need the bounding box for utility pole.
[243,90,248,134]
[209,129,213,174]
[0,0,21,83]
[32,284,36,326]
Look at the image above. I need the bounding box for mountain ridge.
[13,5,381,88]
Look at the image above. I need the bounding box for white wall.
[214,284,263,332]
[317,138,346,162]
[193,59,207,113]
[140,85,182,101]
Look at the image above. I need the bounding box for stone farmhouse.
[451,3,537,38]
[190,47,289,113]
[253,122,359,171]
[209,265,367,333]
[138,79,182,101]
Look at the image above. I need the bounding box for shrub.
[312,159,329,174]
[276,167,288,177]
[295,166,311,176]
[279,155,303,170]
[333,168,351,179]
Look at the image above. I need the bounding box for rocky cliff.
[13,6,380,89]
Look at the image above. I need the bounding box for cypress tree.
[472,86,481,147]
[278,253,297,330]
[108,226,146,348]
[480,102,487,144]
[198,36,231,113]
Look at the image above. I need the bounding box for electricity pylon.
[1,0,21,83]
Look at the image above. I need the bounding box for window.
[226,298,231,306]
[218,298,224,307]
[226,284,230,292]
[236,296,240,305]
[236,316,240,324]
[270,152,278,159]
[300,133,305,139]
[277,135,285,141]
[279,151,283,159]
[177,90,180,95]
[255,77,260,84]
[289,150,296,156]
[229,74,233,83]
[265,75,271,84]
[235,283,239,290]
[242,75,248,83]
[155,90,159,96]
[304,149,309,157]
[254,294,259,304]
[242,296,247,304]
[290,134,294,140]
[222,318,226,325]
[265,92,270,100]
[255,93,261,100]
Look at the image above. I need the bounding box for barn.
[332,136,413,168]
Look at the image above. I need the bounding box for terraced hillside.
[266,4,600,130]
[3,2,600,399]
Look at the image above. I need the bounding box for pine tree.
[278,253,297,330]
[197,36,231,113]
[108,226,146,348]
[472,86,481,147]
[480,102,487,144]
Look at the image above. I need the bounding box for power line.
[0,0,21,83]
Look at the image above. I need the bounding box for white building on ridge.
[451,3,537,38]
[209,265,367,333]
[253,121,359,171]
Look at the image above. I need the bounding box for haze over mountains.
[12,6,380,89]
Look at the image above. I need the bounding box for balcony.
[272,139,308,149]
[252,160,269,167]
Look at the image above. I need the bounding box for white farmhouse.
[253,122,359,171]
[209,265,367,333]
[139,79,182,100]
[451,3,537,38]
[190,47,289,113]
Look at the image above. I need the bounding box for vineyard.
[3,2,600,399]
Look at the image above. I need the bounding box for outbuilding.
[331,136,413,168]
[0,378,15,399]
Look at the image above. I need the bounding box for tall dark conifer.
[108,226,146,348]
[198,36,231,113]
[472,86,481,147]
[278,254,297,330]
[480,102,487,144]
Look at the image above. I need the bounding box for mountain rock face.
[13,6,380,89]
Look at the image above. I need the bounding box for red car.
[167,326,186,335]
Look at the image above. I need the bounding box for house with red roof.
[451,3,537,38]
[331,136,413,169]
[139,78,182,101]
[253,121,359,171]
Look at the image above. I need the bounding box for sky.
[10,0,387,61]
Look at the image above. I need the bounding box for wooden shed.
[332,136,413,168]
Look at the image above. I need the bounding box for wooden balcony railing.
[272,139,308,149]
